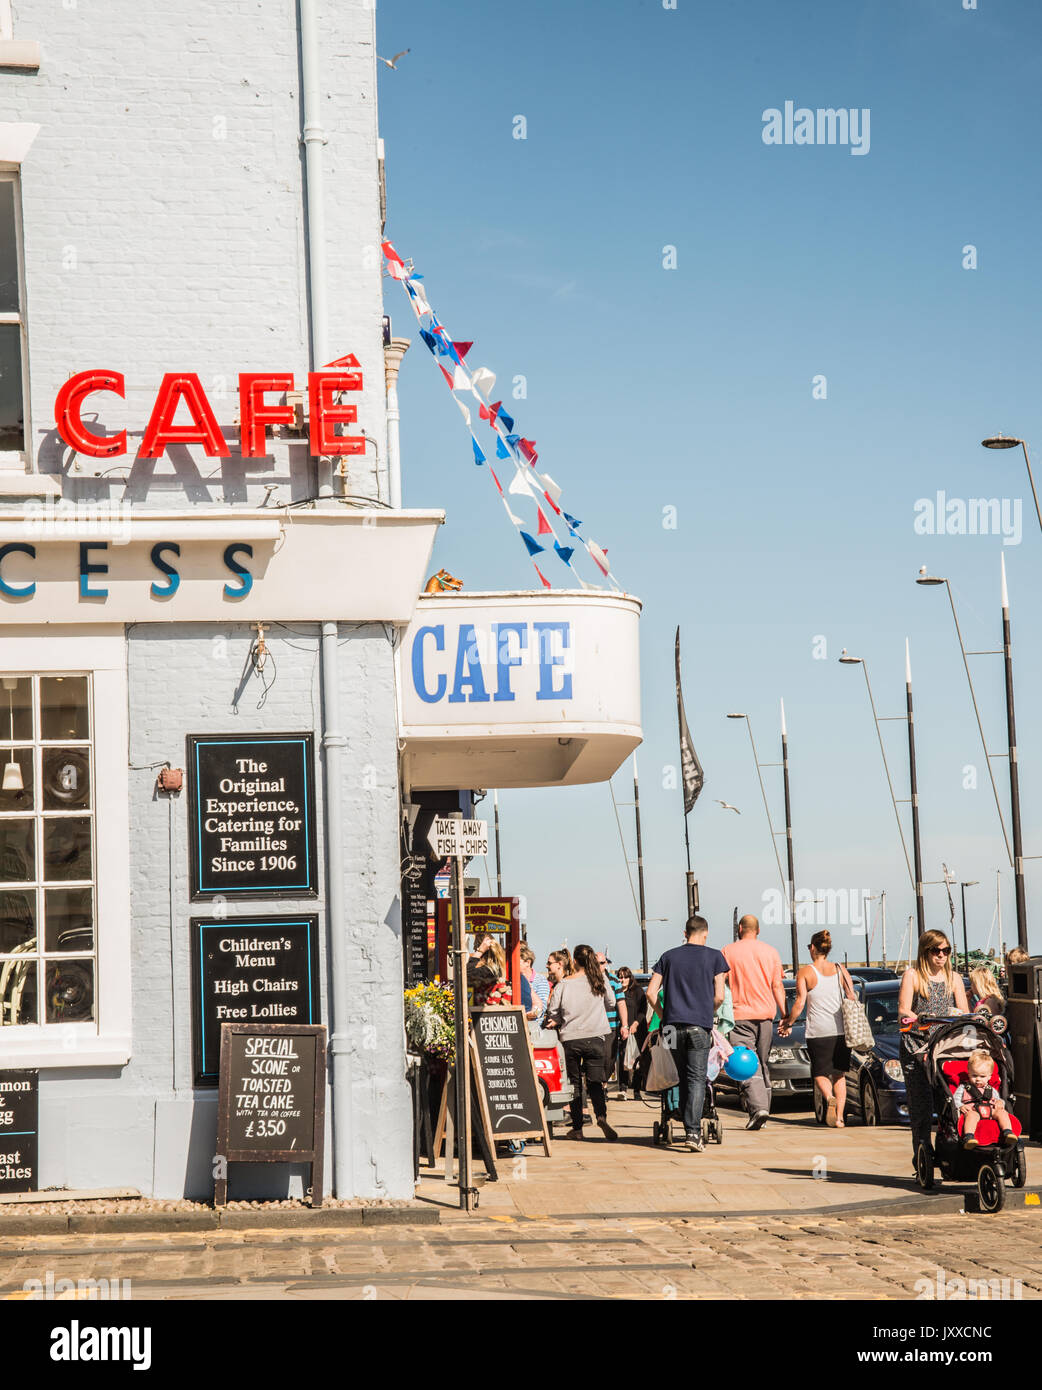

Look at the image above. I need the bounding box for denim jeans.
[671,1024,711,1137]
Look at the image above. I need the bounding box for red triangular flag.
[454,341,473,360]
[534,565,551,590]
[518,438,537,462]
[488,401,502,428]
[489,467,503,495]
[536,507,553,536]
[439,365,454,388]
[478,403,490,421]
[543,490,561,516]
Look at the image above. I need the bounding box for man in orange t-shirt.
[722,915,786,1130]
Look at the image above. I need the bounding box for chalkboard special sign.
[0,1070,38,1194]
[402,854,429,987]
[187,734,318,899]
[469,1006,550,1151]
[215,1023,326,1206]
[191,915,320,1086]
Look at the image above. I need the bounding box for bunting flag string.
[382,238,619,591]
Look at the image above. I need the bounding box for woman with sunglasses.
[898,931,969,1169]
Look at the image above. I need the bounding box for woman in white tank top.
[779,930,856,1128]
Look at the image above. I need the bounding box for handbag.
[644,1036,680,1092]
[839,968,874,1049]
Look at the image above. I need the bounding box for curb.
[0,1205,440,1236]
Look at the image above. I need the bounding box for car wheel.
[813,1088,827,1125]
[861,1079,881,1127]
[978,1162,1006,1213]
[915,1141,934,1191]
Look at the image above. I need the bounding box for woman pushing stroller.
[898,930,969,1167]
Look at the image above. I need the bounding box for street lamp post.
[726,711,798,969]
[982,435,1042,540]
[839,649,923,932]
[780,699,798,973]
[960,880,979,972]
[917,560,1028,951]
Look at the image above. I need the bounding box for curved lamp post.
[982,435,1042,539]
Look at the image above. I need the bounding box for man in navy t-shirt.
[647,916,729,1152]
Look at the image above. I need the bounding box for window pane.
[45,958,94,1024]
[0,182,17,314]
[0,889,35,952]
[0,819,34,881]
[0,748,33,811]
[44,887,92,953]
[41,678,89,741]
[0,677,32,740]
[43,817,91,881]
[0,324,24,453]
[42,748,90,810]
[0,956,37,1027]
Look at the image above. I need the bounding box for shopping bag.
[707,1027,733,1082]
[644,1037,680,1092]
[623,1031,639,1069]
[841,996,874,1050]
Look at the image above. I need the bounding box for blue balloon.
[724,1046,759,1081]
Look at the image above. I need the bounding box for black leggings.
[563,1035,610,1129]
[903,1053,933,1159]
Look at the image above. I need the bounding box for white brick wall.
[2,0,389,504]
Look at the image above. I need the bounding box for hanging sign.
[191,915,321,1086]
[215,1023,326,1206]
[187,734,318,899]
[426,817,488,859]
[0,1070,38,1194]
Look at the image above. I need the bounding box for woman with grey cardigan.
[544,943,619,1141]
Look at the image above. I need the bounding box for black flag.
[675,627,704,814]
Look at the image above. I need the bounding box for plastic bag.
[623,1031,639,1069]
[645,1038,680,1092]
[707,1026,734,1082]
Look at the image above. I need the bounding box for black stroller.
[652,1079,723,1146]
[912,1012,1026,1212]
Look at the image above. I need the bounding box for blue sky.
[377,0,1042,969]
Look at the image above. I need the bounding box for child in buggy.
[911,1012,1026,1212]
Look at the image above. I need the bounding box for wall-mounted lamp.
[2,678,22,793]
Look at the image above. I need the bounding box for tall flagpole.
[675,628,703,921]
[906,640,926,937]
[780,699,798,971]
[1001,555,1029,951]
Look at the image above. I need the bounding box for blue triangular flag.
[520,531,545,556]
[471,437,486,466]
[563,511,582,531]
[496,437,510,459]
[420,329,437,354]
[553,541,575,565]
[498,408,515,433]
[506,433,520,445]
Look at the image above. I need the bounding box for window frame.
[0,169,31,470]
[0,628,130,1067]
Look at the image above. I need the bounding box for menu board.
[215,1023,326,1206]
[470,1006,549,1144]
[191,915,320,1086]
[402,854,429,986]
[0,1070,37,1194]
[187,734,318,899]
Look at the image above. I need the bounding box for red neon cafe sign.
[54,359,365,459]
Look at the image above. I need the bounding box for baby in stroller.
[953,1048,1017,1149]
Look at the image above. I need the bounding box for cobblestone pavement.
[2,1207,1041,1301]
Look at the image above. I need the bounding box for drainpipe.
[384,337,410,509]
[320,621,350,1197]
[298,0,331,498]
[300,0,350,1197]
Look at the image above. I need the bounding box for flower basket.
[404,981,456,1065]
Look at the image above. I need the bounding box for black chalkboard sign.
[0,1070,38,1194]
[190,915,321,1086]
[402,854,429,987]
[469,1006,551,1151]
[187,734,318,899]
[215,1023,326,1206]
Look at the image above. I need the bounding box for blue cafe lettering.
[411,622,573,704]
[0,541,256,599]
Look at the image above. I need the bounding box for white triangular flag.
[469,367,496,398]
[452,364,471,392]
[454,397,472,428]
[508,471,536,498]
[540,473,562,502]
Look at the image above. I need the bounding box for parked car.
[716,980,813,1107]
[814,978,908,1126]
[845,966,899,982]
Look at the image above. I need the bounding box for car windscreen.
[863,987,901,1036]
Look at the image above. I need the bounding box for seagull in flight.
[378,49,410,69]
[716,800,741,814]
